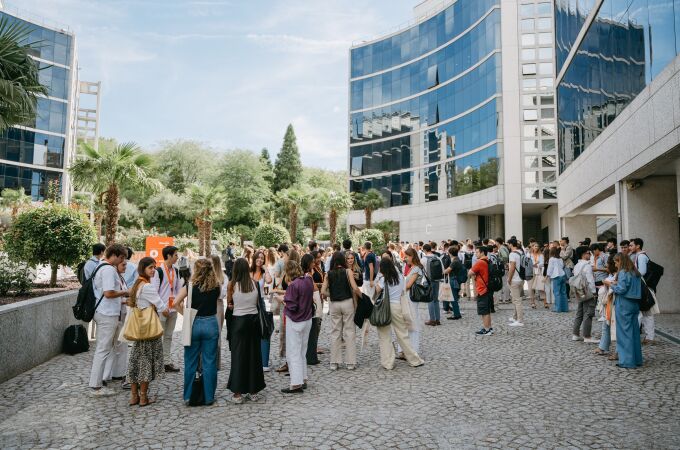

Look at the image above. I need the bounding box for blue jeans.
[599,321,612,352]
[448,281,461,318]
[183,315,219,404]
[428,282,441,321]
[261,339,270,368]
[552,276,568,312]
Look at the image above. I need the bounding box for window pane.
[522,78,537,90]
[524,109,538,120]
[524,125,538,137]
[538,47,553,59]
[523,94,537,106]
[525,156,539,168]
[525,187,540,200]
[538,33,552,45]
[522,63,537,75]
[521,34,536,46]
[536,2,551,15]
[524,171,539,183]
[537,18,552,29]
[543,171,556,182]
[541,124,555,136]
[523,140,539,152]
[542,139,555,152]
[540,95,554,105]
[538,62,553,74]
[539,77,554,88]
[541,108,554,119]
[542,155,556,167]
[521,19,535,31]
[520,4,534,17]
[521,48,536,60]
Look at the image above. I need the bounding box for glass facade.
[557,0,680,172]
[0,12,73,200]
[349,0,502,205]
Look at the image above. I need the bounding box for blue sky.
[9,0,417,170]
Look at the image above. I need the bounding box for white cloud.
[246,33,350,54]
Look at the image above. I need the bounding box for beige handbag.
[400,291,414,330]
[181,283,198,347]
[123,305,163,341]
[313,290,323,318]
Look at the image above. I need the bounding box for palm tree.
[0,17,48,131]
[304,189,325,240]
[0,187,31,217]
[189,185,226,256]
[352,188,385,229]
[70,142,161,245]
[321,190,352,245]
[276,188,308,244]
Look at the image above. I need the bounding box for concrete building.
[348,0,560,242]
[0,4,79,202]
[555,0,680,312]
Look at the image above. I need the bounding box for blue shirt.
[631,252,648,277]
[363,252,377,281]
[611,270,641,300]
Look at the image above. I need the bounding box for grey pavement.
[1,300,679,449]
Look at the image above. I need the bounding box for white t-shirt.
[509,251,522,283]
[93,263,126,317]
[377,272,404,304]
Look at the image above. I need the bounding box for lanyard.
[162,264,175,295]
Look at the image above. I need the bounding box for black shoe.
[302,383,308,390]
[452,315,462,320]
[281,387,304,394]
[307,360,320,366]
[111,376,125,381]
[165,364,180,373]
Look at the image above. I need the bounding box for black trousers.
[306,317,321,364]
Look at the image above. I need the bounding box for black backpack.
[76,260,88,285]
[644,259,664,291]
[486,260,503,293]
[463,252,473,270]
[428,256,444,281]
[63,324,90,354]
[72,263,110,322]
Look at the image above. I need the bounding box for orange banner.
[146,236,175,263]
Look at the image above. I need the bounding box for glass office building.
[0,8,78,201]
[557,0,680,172]
[348,0,559,241]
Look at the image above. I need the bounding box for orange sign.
[146,236,175,263]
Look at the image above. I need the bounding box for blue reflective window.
[0,163,61,201]
[0,128,65,168]
[445,145,499,197]
[0,13,73,67]
[31,98,68,134]
[350,171,413,206]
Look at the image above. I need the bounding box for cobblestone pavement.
[1,300,679,449]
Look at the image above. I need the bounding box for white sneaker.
[509,321,524,327]
[90,387,116,397]
[572,335,582,341]
[346,364,356,370]
[508,317,517,323]
[263,366,271,372]
[330,363,338,371]
[584,337,600,344]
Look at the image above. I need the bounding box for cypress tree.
[273,124,302,192]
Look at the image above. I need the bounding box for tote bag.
[123,305,163,341]
[369,283,392,327]
[181,283,198,347]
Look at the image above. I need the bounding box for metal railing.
[0,1,71,33]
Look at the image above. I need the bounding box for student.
[560,237,575,298]
[152,246,182,373]
[123,247,138,288]
[88,244,129,396]
[83,243,106,280]
[507,238,524,327]
[547,247,568,312]
[443,245,464,320]
[572,246,598,343]
[250,251,273,371]
[421,243,441,326]
[361,241,377,298]
[469,246,494,336]
[404,248,426,351]
[629,238,657,345]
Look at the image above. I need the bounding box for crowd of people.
[82,234,659,406]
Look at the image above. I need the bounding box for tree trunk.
[205,220,213,256]
[11,206,18,218]
[311,221,318,240]
[289,206,298,244]
[94,213,103,241]
[364,208,372,229]
[105,184,120,246]
[329,209,338,245]
[195,216,204,256]
[50,263,58,288]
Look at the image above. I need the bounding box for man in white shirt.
[507,238,525,327]
[88,244,129,396]
[83,243,106,281]
[629,238,656,344]
[152,245,182,372]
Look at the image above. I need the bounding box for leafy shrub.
[350,228,385,253]
[316,231,331,241]
[254,223,290,248]
[0,254,33,296]
[174,234,198,252]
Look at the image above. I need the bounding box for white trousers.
[285,318,312,386]
[159,311,178,364]
[408,302,423,354]
[639,311,655,340]
[89,313,128,388]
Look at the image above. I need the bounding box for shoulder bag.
[181,283,198,347]
[369,281,392,327]
[409,269,432,303]
[255,282,275,339]
[122,283,164,341]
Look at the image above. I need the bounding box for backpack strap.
[90,263,112,313]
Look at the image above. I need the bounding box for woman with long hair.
[404,248,425,354]
[175,258,221,406]
[126,257,167,407]
[307,251,325,365]
[210,254,227,370]
[321,251,362,370]
[345,250,363,288]
[604,253,643,369]
[374,256,424,370]
[528,243,546,309]
[226,258,266,403]
[547,246,568,312]
[250,250,273,372]
[281,259,314,393]
[595,256,618,358]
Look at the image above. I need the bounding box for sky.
[7,0,418,170]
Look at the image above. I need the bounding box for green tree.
[217,149,270,228]
[273,124,302,192]
[0,17,48,131]
[189,185,226,256]
[5,204,96,286]
[276,187,308,245]
[304,189,326,240]
[143,190,192,236]
[352,188,385,229]
[374,220,399,244]
[253,222,290,248]
[321,190,352,245]
[260,147,274,190]
[153,139,218,194]
[0,187,31,218]
[69,142,161,246]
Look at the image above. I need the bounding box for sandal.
[139,394,156,407]
[129,396,140,406]
[275,364,289,373]
[608,353,618,361]
[593,348,607,356]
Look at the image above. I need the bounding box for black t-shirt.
[191,285,220,316]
